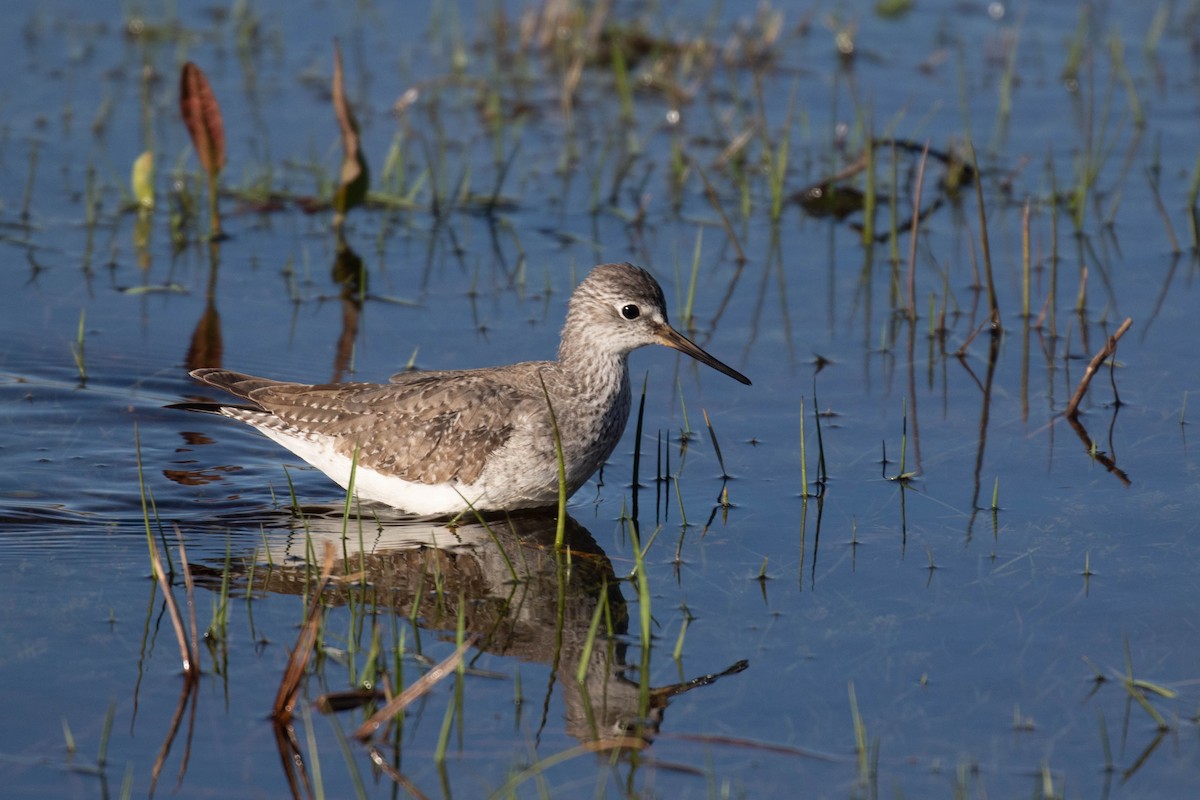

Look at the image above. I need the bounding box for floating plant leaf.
[794,182,865,220]
[875,0,914,19]
[131,150,154,209]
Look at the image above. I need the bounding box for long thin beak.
[657,324,752,386]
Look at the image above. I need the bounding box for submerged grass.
[701,409,728,481]
[134,424,172,576]
[626,516,654,702]
[352,635,476,742]
[144,525,199,707]
[69,309,86,384]
[432,601,469,764]
[206,533,232,648]
[847,682,875,794]
[575,577,610,684]
[13,2,1200,797]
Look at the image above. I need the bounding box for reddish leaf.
[331,40,369,220]
[179,62,226,178]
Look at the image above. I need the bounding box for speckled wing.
[191,368,530,485]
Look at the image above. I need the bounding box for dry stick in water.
[147,531,197,677]
[175,525,200,664]
[366,747,432,799]
[1064,317,1133,418]
[1064,414,1131,486]
[147,535,201,797]
[352,634,478,741]
[969,142,1002,331]
[272,541,336,724]
[693,161,747,264]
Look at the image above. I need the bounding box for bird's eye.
[620,304,640,320]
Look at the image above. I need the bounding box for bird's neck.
[548,320,634,486]
[554,309,633,425]
[556,343,628,404]
[551,340,631,483]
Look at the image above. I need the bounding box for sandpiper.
[173,262,750,515]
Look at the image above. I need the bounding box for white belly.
[254,426,554,515]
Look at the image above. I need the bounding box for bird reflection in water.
[187,506,747,754]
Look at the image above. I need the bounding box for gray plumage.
[177,263,750,515]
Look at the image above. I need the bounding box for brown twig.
[791,152,868,195]
[148,674,198,798]
[352,634,478,741]
[954,316,990,359]
[147,533,196,677]
[693,161,747,264]
[271,541,336,724]
[174,525,200,666]
[271,717,315,800]
[148,533,201,798]
[968,141,1002,332]
[1064,317,1133,418]
[1064,413,1132,486]
[367,747,433,799]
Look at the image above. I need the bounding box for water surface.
[1,1,1198,797]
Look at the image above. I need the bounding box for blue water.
[1,1,1198,797]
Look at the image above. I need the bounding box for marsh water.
[2,1,1199,797]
